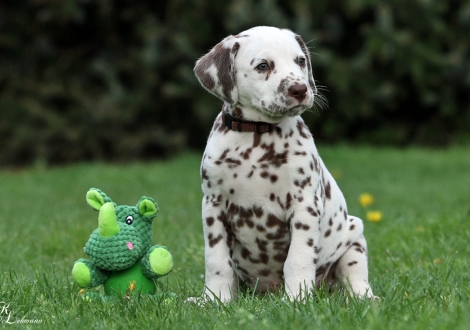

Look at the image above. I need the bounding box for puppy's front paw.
[185,293,230,306]
[345,287,380,304]
[285,288,313,303]
[348,282,378,300]
[185,296,209,307]
[363,292,381,302]
[204,288,233,303]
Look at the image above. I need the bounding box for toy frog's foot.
[150,247,173,275]
[142,246,173,279]
[72,258,108,288]
[72,260,92,287]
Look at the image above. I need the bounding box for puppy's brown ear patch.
[194,36,241,104]
[295,35,317,93]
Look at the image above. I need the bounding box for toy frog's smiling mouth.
[127,242,134,250]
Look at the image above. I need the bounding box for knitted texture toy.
[72,188,173,296]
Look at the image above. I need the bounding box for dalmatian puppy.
[194,26,374,302]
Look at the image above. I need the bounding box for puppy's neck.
[223,103,285,124]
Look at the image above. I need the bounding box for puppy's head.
[194,26,317,122]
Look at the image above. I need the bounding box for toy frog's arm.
[72,258,109,288]
[141,245,173,280]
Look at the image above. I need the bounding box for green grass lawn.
[1,146,469,329]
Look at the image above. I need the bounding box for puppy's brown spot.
[256,224,266,232]
[253,205,264,218]
[206,217,215,227]
[296,120,310,139]
[325,181,331,199]
[294,222,310,231]
[285,193,292,210]
[208,233,223,247]
[256,238,268,252]
[259,269,271,277]
[307,206,318,217]
[258,143,288,168]
[266,214,283,227]
[270,174,278,183]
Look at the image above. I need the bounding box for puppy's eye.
[125,215,134,225]
[256,63,269,71]
[298,57,306,66]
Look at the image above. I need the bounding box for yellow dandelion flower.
[366,210,382,222]
[359,193,374,207]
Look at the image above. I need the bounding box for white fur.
[193,26,374,303]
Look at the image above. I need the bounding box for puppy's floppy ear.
[294,34,317,94]
[194,36,241,104]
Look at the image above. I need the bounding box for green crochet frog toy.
[72,188,173,297]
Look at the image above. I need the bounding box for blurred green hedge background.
[1,0,469,167]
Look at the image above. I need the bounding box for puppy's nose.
[288,84,308,101]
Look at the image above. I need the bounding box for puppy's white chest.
[202,117,314,210]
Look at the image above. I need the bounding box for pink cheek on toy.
[127,242,134,250]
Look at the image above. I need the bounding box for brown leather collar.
[222,110,276,134]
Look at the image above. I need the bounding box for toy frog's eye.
[125,216,134,225]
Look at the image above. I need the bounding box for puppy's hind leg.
[336,228,375,299]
